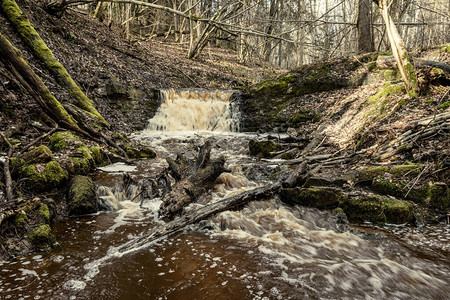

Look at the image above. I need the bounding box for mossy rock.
[14,210,29,231]
[28,224,55,249]
[249,140,281,158]
[89,146,109,166]
[288,110,321,126]
[123,146,157,159]
[20,145,53,164]
[371,177,404,198]
[21,161,68,191]
[358,166,389,182]
[341,195,414,224]
[279,187,345,209]
[49,131,78,152]
[438,101,450,110]
[39,203,50,224]
[429,183,450,210]
[67,175,98,216]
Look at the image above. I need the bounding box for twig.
[404,165,428,198]
[17,127,61,156]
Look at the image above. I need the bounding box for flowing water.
[1,90,450,299]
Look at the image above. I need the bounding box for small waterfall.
[147,89,240,132]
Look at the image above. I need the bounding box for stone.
[248,140,281,158]
[67,175,98,216]
[279,187,345,209]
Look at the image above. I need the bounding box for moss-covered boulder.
[123,145,157,159]
[89,146,109,166]
[358,166,389,182]
[279,187,345,209]
[341,195,414,224]
[20,145,53,164]
[28,224,55,249]
[429,183,450,210]
[249,140,281,158]
[21,161,68,191]
[67,175,98,216]
[14,210,29,231]
[64,144,95,175]
[49,131,79,152]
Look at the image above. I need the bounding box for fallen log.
[118,182,281,253]
[158,138,227,220]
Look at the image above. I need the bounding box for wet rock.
[27,224,55,250]
[67,175,98,216]
[341,195,414,224]
[279,187,345,209]
[89,146,109,166]
[248,140,281,158]
[123,145,157,159]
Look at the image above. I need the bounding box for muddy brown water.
[1,91,450,299]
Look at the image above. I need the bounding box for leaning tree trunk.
[158,139,227,220]
[374,0,418,95]
[0,31,82,131]
[0,0,109,127]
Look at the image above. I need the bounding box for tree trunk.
[373,0,418,94]
[0,31,80,130]
[357,0,374,53]
[0,0,109,127]
[158,139,227,220]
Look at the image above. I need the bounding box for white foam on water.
[63,280,86,292]
[97,162,137,174]
[18,268,38,278]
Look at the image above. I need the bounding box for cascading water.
[2,90,450,299]
[147,89,240,132]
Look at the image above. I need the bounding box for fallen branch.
[0,132,13,203]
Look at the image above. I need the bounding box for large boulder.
[67,175,98,216]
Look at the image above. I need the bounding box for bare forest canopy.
[45,0,450,68]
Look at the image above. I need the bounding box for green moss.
[379,52,393,56]
[438,101,450,110]
[398,99,407,106]
[341,195,414,224]
[367,84,405,104]
[279,187,345,209]
[39,203,50,223]
[390,162,422,177]
[68,175,98,215]
[21,161,67,190]
[20,145,53,164]
[372,177,403,198]
[49,131,78,151]
[28,224,55,248]
[358,166,389,182]
[429,184,450,210]
[139,147,157,159]
[406,185,429,204]
[383,70,401,81]
[0,0,108,127]
[14,210,29,230]
[248,140,281,158]
[89,146,108,166]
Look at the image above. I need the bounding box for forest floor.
[0,3,449,259]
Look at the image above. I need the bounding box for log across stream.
[1,91,450,299]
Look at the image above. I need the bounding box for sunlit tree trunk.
[373,0,418,94]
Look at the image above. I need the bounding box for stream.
[1,90,450,299]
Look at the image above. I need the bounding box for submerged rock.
[67,175,98,216]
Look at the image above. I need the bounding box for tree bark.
[158,139,227,220]
[357,0,374,53]
[0,31,80,130]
